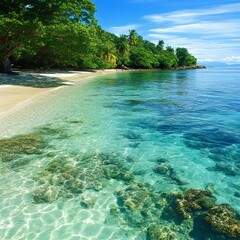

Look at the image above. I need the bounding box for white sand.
[0,69,122,116]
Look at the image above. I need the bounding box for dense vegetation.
[0,0,197,73]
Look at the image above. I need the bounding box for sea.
[0,67,239,239]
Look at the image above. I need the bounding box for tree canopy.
[0,0,198,73]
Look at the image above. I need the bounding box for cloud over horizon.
[143,3,240,63]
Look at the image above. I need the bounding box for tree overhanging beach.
[0,0,200,74]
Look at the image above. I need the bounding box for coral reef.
[33,152,135,203]
[174,189,216,219]
[32,157,84,203]
[163,189,216,220]
[214,162,239,176]
[33,185,60,203]
[204,204,240,238]
[114,182,166,228]
[0,133,47,168]
[153,161,186,186]
[35,125,70,139]
[146,224,176,240]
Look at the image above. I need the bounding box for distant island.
[1,0,199,73]
[198,61,240,67]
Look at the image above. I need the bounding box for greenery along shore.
[0,0,198,73]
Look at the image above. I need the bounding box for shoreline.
[0,66,206,118]
[0,69,123,118]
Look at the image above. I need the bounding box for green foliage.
[128,29,139,46]
[128,45,159,68]
[157,51,179,68]
[0,0,96,71]
[166,46,175,54]
[176,47,197,66]
[0,1,198,71]
[156,40,165,52]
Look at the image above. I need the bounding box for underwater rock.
[170,189,216,220]
[115,182,165,228]
[153,163,186,186]
[234,192,240,198]
[146,224,176,240]
[204,204,240,238]
[8,157,31,169]
[33,185,60,203]
[0,134,47,169]
[155,158,168,164]
[80,196,95,209]
[0,134,47,158]
[214,162,240,176]
[33,157,84,203]
[184,128,239,149]
[35,125,69,139]
[123,131,142,141]
[154,164,172,175]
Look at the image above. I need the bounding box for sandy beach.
[0,69,122,117]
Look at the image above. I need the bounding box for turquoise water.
[0,68,240,239]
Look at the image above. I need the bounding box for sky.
[92,0,240,64]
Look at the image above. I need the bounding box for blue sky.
[92,0,240,64]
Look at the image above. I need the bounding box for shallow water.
[0,68,240,239]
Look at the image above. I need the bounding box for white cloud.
[108,24,141,36]
[223,56,240,63]
[147,34,240,63]
[143,3,240,63]
[144,3,240,24]
[149,21,240,37]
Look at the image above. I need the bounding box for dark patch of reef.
[162,189,240,239]
[205,204,240,238]
[153,158,187,186]
[0,133,47,169]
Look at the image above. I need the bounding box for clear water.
[0,68,240,239]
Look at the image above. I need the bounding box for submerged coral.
[153,161,186,186]
[33,157,84,203]
[0,134,47,168]
[114,182,166,228]
[146,224,176,240]
[204,204,240,238]
[164,189,216,220]
[212,162,240,176]
[33,152,135,204]
[33,185,61,203]
[35,124,70,139]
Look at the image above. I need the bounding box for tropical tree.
[0,0,96,73]
[128,30,138,46]
[156,40,165,52]
[100,42,117,66]
[176,47,197,66]
[116,34,130,65]
[157,51,178,68]
[128,45,159,68]
[165,46,175,54]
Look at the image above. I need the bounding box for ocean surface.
[0,67,240,239]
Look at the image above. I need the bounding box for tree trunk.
[0,57,12,74]
[0,41,22,74]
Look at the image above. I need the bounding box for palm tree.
[166,46,175,54]
[156,40,165,52]
[100,41,117,64]
[128,29,138,46]
[116,34,130,56]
